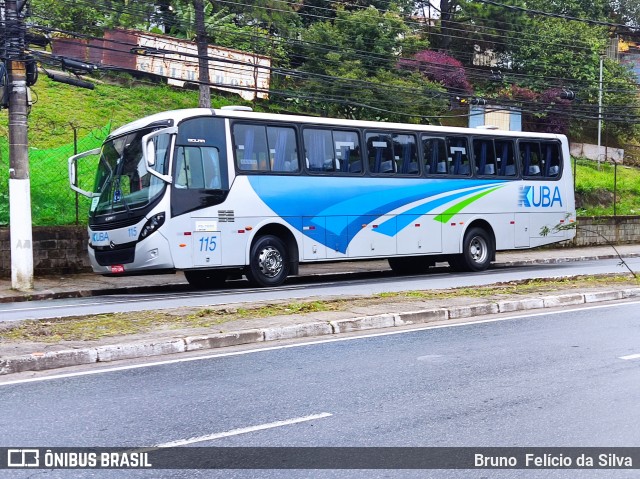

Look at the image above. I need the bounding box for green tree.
[611,0,640,27]
[168,1,234,40]
[290,6,445,121]
[212,0,300,37]
[510,18,607,88]
[30,0,158,35]
[523,0,610,19]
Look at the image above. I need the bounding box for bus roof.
[212,107,564,140]
[106,107,565,141]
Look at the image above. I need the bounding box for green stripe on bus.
[434,186,503,224]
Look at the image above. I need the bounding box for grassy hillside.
[0,74,637,225]
[16,75,246,147]
[0,75,246,225]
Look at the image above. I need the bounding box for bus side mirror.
[145,140,156,167]
[68,147,101,198]
[142,127,177,183]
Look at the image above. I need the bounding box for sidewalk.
[0,244,638,376]
[1,245,638,303]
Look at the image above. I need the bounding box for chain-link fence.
[0,123,111,226]
[573,155,640,217]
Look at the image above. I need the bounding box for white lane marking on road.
[2,299,640,387]
[155,413,333,447]
[619,353,640,360]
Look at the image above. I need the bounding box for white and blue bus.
[68,107,576,287]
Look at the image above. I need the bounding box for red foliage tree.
[398,50,473,94]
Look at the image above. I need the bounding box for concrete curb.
[1,252,639,304]
[493,252,640,268]
[2,287,639,376]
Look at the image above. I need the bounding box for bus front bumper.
[88,232,175,275]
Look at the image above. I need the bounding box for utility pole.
[5,0,33,290]
[193,0,211,108]
[597,56,603,170]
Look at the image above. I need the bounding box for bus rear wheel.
[184,270,228,289]
[448,227,493,272]
[246,235,290,287]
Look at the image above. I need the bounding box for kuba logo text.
[519,185,563,208]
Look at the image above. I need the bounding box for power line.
[21,0,640,126]
[471,0,640,31]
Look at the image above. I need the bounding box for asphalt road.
[1,257,639,322]
[1,300,640,478]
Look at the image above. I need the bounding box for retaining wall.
[571,216,640,247]
[0,217,639,277]
[0,226,90,278]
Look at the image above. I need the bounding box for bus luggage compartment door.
[397,216,442,254]
[302,216,327,260]
[193,230,222,266]
[348,215,396,258]
[514,213,530,248]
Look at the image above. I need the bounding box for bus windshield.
[92,129,170,216]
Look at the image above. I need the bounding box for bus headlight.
[139,213,165,240]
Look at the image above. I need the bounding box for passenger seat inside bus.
[380,160,395,173]
[483,164,495,175]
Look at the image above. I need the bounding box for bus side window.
[520,141,542,177]
[233,123,269,172]
[303,128,334,172]
[394,133,419,175]
[333,130,361,174]
[422,137,447,175]
[202,147,222,189]
[542,142,561,178]
[473,138,497,176]
[446,136,471,176]
[495,140,516,176]
[366,133,395,174]
[175,147,205,188]
[174,148,188,188]
[267,126,299,173]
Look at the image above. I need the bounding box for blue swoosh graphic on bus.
[248,177,506,253]
[374,185,503,237]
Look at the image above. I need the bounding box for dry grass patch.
[1,274,637,343]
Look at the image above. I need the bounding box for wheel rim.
[257,246,283,278]
[469,236,488,264]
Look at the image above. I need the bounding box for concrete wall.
[0,217,639,277]
[0,226,90,278]
[571,216,640,247]
[570,142,624,164]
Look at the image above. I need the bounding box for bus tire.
[388,256,434,275]
[246,235,290,287]
[184,270,227,289]
[449,227,493,272]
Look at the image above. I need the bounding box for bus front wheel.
[448,227,493,272]
[246,235,290,287]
